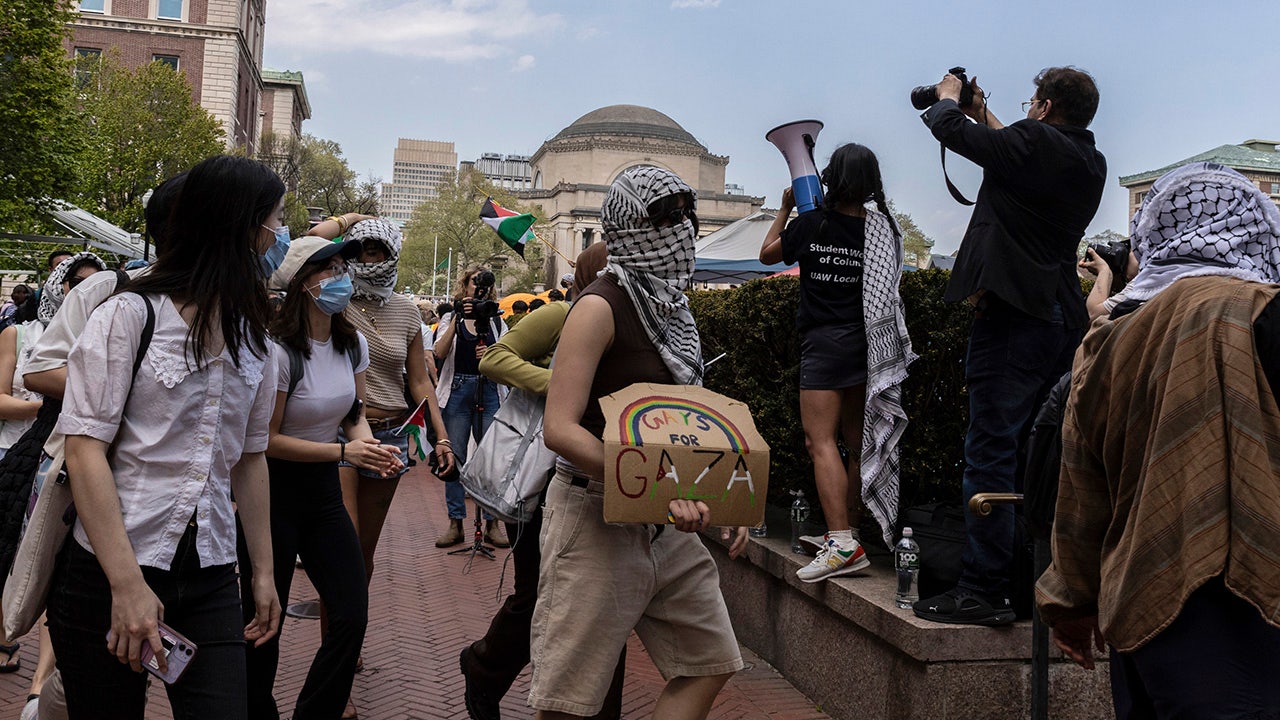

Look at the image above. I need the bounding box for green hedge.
[688,269,972,514]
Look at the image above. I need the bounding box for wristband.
[340,441,346,463]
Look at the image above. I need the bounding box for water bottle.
[789,489,811,554]
[894,527,920,608]
[749,522,767,538]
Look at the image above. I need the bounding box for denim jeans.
[337,425,411,480]
[47,526,248,720]
[443,373,498,519]
[240,459,368,720]
[958,297,1080,596]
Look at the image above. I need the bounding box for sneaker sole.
[797,554,871,583]
[912,608,1017,626]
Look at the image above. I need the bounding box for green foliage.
[73,52,224,232]
[0,0,82,231]
[888,200,935,268]
[401,167,549,295]
[254,132,380,240]
[689,269,972,512]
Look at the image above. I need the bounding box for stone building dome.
[552,104,706,149]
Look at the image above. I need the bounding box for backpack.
[1023,371,1072,541]
[280,341,361,398]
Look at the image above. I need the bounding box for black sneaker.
[913,587,1016,626]
[459,645,503,720]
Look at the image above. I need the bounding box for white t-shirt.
[274,333,370,443]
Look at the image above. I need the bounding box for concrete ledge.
[705,532,1115,720]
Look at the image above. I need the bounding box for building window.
[157,0,183,20]
[73,47,102,86]
[79,0,105,12]
[1271,182,1280,196]
[152,54,179,70]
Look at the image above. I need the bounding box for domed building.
[520,104,763,279]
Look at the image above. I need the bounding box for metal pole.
[1031,539,1051,720]
[431,235,438,297]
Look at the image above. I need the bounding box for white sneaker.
[796,537,870,583]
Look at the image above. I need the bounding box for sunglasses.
[67,274,92,290]
[649,206,696,227]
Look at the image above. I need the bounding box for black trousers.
[468,504,625,719]
[240,459,368,720]
[48,525,248,720]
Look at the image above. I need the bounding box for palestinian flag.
[479,197,535,257]
[395,397,431,460]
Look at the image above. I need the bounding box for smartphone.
[107,622,198,684]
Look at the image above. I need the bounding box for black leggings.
[240,459,368,720]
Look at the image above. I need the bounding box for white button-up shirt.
[57,293,276,570]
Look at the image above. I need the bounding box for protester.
[242,236,400,720]
[0,296,43,462]
[528,298,545,311]
[432,267,508,549]
[547,289,564,302]
[0,285,32,331]
[1037,162,1280,716]
[45,155,282,718]
[16,174,185,720]
[459,242,628,720]
[536,166,746,720]
[323,217,452,713]
[759,143,916,583]
[503,299,528,329]
[1079,243,1139,321]
[913,66,1106,625]
[559,272,574,301]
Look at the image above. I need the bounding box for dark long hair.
[820,143,899,236]
[126,155,281,368]
[270,259,360,360]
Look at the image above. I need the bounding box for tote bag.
[3,451,71,643]
[459,387,556,524]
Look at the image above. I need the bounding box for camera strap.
[940,144,976,206]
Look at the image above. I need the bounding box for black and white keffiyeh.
[346,219,402,304]
[38,251,106,324]
[860,210,917,547]
[1124,162,1280,302]
[601,166,703,385]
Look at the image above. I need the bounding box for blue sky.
[264,0,1280,254]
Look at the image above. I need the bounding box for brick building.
[261,68,310,142]
[67,0,269,151]
[1120,139,1280,218]
[380,139,458,225]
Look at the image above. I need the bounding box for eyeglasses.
[1022,98,1043,112]
[322,261,352,280]
[649,205,696,227]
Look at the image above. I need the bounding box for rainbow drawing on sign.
[618,396,749,452]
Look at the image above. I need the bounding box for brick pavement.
[0,464,830,719]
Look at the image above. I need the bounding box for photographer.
[432,267,508,548]
[1080,241,1139,321]
[913,67,1106,626]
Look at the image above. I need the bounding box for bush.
[689,269,972,514]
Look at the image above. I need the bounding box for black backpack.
[280,341,361,398]
[1023,371,1072,541]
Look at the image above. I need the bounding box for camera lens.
[910,85,940,111]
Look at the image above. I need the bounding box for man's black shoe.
[913,587,1016,626]
[460,645,502,720]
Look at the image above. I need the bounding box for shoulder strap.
[284,344,304,397]
[940,143,976,206]
[346,341,360,372]
[132,294,155,381]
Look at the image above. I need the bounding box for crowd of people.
[0,61,1276,720]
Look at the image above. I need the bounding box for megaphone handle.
[941,144,976,207]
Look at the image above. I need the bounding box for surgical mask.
[259,225,291,278]
[310,274,353,315]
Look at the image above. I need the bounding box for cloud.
[266,0,562,61]
[670,0,720,8]
[512,54,535,72]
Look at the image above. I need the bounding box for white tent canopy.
[693,209,788,284]
[49,202,146,259]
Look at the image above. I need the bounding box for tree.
[401,167,549,295]
[74,52,225,232]
[257,133,380,239]
[0,0,83,231]
[887,200,935,268]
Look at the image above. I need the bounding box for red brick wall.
[65,27,206,103]
[190,0,207,24]
[111,0,148,18]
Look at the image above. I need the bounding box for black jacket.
[923,99,1106,329]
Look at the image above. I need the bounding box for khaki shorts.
[528,470,744,715]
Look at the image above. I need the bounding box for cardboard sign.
[601,383,769,526]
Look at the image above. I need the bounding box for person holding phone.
[239,236,400,720]
[46,155,283,719]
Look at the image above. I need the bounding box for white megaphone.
[766,120,824,214]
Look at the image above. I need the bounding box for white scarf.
[346,219,402,304]
[601,167,703,385]
[859,209,917,547]
[1124,162,1280,302]
[38,251,106,324]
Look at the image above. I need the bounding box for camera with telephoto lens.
[911,66,977,110]
[461,270,500,320]
[1087,240,1132,292]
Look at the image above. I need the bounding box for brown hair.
[1033,66,1099,128]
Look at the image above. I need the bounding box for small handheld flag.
[395,397,432,460]
[479,197,536,257]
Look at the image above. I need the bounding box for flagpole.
[531,230,576,267]
[431,234,438,297]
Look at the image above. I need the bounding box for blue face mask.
[259,225,291,278]
[311,274,353,315]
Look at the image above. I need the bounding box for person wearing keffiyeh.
[536,167,746,720]
[37,252,108,325]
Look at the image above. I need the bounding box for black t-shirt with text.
[780,210,866,331]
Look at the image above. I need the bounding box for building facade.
[67,0,268,151]
[260,68,310,143]
[461,153,533,192]
[1119,139,1280,219]
[520,105,763,280]
[380,139,458,225]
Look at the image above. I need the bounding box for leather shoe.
[460,645,502,720]
[436,518,464,548]
[485,520,510,548]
